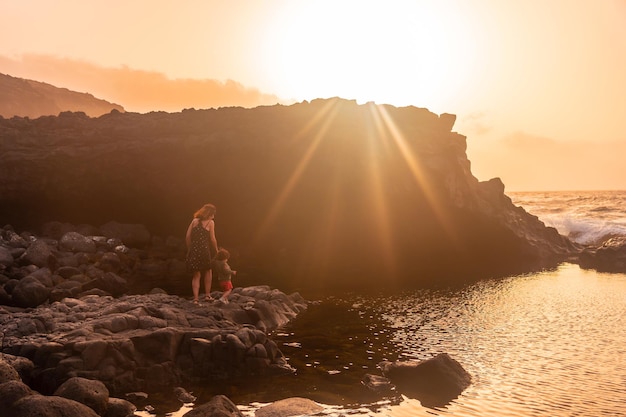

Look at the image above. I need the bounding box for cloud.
[500,131,560,150]
[458,112,492,135]
[470,131,626,191]
[0,54,284,113]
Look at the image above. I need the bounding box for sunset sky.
[1,0,625,191]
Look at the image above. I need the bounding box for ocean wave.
[510,191,626,246]
[589,206,612,213]
[540,214,626,246]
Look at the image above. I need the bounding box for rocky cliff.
[0,98,579,289]
[0,73,124,118]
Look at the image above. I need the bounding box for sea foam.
[510,190,626,246]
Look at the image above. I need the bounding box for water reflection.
[138,263,626,416]
[375,263,626,416]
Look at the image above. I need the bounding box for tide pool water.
[139,263,626,417]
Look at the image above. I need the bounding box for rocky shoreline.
[0,221,311,416]
[0,219,486,416]
[1,289,307,392]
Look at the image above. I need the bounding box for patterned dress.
[186,220,213,273]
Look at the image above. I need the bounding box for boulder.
[54,376,110,416]
[10,394,100,417]
[55,266,82,279]
[28,267,54,287]
[97,252,122,273]
[579,236,626,273]
[82,272,128,297]
[11,276,51,308]
[183,394,244,417]
[1,353,35,383]
[130,327,184,363]
[0,380,34,415]
[379,353,471,407]
[0,246,14,269]
[361,373,393,394]
[174,386,197,403]
[105,397,137,417]
[0,358,21,383]
[18,240,53,268]
[255,397,324,417]
[59,231,97,253]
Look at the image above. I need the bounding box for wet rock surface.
[579,236,626,273]
[0,287,306,395]
[0,221,308,415]
[255,397,324,417]
[363,353,472,408]
[0,221,195,309]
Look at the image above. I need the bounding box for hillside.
[0,73,124,118]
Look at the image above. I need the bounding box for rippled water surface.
[375,263,626,416]
[141,263,626,416]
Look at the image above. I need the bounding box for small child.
[212,248,236,304]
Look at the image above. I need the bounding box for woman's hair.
[215,248,230,261]
[194,203,216,220]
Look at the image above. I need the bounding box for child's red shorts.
[219,280,233,291]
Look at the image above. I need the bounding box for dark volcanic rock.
[579,236,626,273]
[54,377,110,416]
[0,224,187,305]
[105,397,137,417]
[11,276,51,308]
[379,353,472,407]
[0,380,34,414]
[255,397,324,417]
[0,358,21,383]
[10,394,100,417]
[183,394,245,417]
[0,288,307,395]
[0,99,579,289]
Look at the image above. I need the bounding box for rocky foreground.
[0,287,307,417]
[0,221,312,416]
[0,221,477,416]
[1,289,306,394]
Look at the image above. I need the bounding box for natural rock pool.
[139,263,626,416]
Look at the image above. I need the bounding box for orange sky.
[1,0,625,191]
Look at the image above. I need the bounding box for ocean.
[509,190,626,246]
[138,190,626,417]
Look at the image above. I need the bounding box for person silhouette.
[185,203,218,304]
[212,248,237,304]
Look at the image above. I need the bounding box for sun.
[260,0,478,110]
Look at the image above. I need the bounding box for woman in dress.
[185,203,218,304]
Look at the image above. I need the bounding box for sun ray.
[364,102,399,277]
[374,105,460,245]
[306,167,343,275]
[253,99,340,244]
